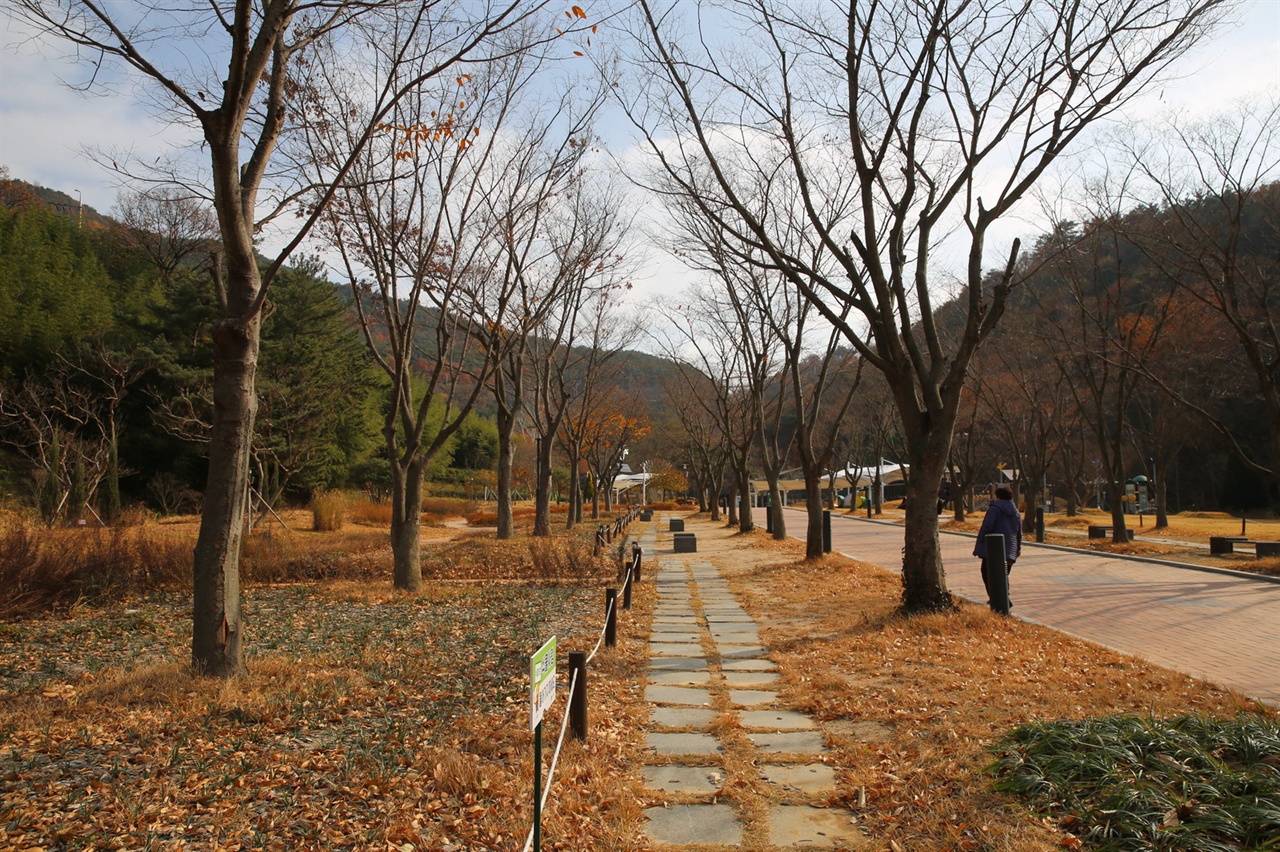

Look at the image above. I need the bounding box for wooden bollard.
[569,651,587,741]
[605,588,618,647]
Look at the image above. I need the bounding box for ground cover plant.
[989,714,1280,851]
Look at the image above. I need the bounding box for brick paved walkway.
[755,508,1280,706]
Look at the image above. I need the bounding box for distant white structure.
[751,460,907,507]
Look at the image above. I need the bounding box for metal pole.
[1035,507,1045,543]
[568,651,587,741]
[533,722,543,851]
[605,588,617,647]
[766,503,774,535]
[984,534,1010,616]
[631,542,642,581]
[822,509,832,553]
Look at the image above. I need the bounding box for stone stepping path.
[638,516,869,850]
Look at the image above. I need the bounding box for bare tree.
[0,347,144,526]
[553,298,641,528]
[474,98,615,539]
[1096,98,1280,487]
[661,372,728,519]
[624,0,1235,611]
[1033,219,1177,542]
[525,192,636,536]
[8,0,578,674]
[654,286,760,531]
[312,49,560,590]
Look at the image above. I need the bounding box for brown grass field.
[0,505,1274,850]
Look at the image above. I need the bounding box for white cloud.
[1,23,197,214]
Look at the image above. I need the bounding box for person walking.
[974,485,1022,608]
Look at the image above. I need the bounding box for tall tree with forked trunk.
[623,0,1236,612]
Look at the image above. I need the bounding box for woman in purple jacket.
[974,486,1022,607]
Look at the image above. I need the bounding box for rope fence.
[519,506,647,852]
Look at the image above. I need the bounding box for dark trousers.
[981,558,1014,606]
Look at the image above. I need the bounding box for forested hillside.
[0,177,504,521]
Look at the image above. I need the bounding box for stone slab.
[720,658,776,671]
[644,804,741,846]
[712,631,762,644]
[650,643,705,656]
[650,706,717,728]
[648,670,711,686]
[723,671,779,687]
[766,805,868,848]
[720,646,770,659]
[646,684,713,706]
[651,621,699,631]
[645,731,722,755]
[748,730,827,753]
[642,765,724,794]
[729,689,778,707]
[761,763,839,795]
[739,709,816,730]
[650,631,702,644]
[648,656,710,671]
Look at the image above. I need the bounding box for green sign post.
[529,637,556,851]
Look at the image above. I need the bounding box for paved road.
[754,507,1280,706]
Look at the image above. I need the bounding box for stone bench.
[673,532,697,553]
[1209,537,1280,558]
[1209,535,1250,555]
[669,518,685,532]
[1088,525,1134,541]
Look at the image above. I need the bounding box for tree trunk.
[769,482,785,540]
[803,472,824,560]
[1108,476,1129,542]
[390,457,425,592]
[565,472,579,529]
[191,311,260,677]
[737,469,754,533]
[533,437,553,536]
[899,436,953,613]
[495,406,515,540]
[1155,458,1170,528]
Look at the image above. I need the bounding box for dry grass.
[348,498,393,527]
[0,521,192,618]
[707,527,1270,851]
[308,490,347,532]
[0,572,644,850]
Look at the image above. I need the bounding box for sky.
[2,0,1278,301]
